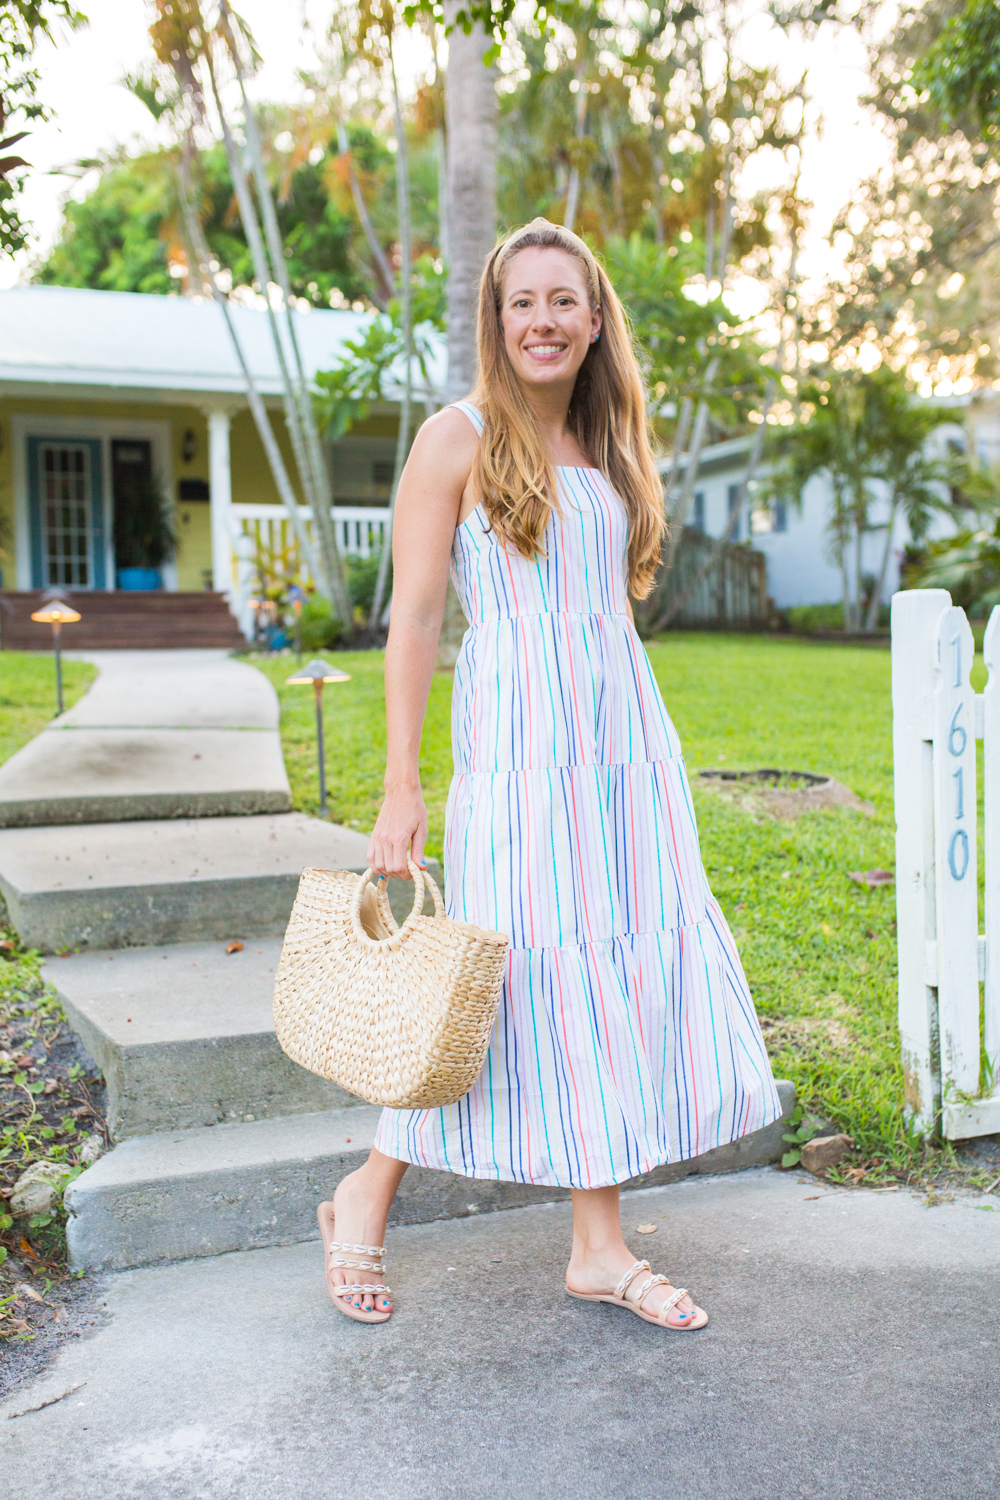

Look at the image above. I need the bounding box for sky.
[1,0,893,296]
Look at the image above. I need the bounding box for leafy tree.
[34,119,440,309]
[314,255,446,439]
[818,0,1000,383]
[603,232,765,440]
[34,147,182,293]
[1,0,86,256]
[765,367,959,632]
[918,522,1000,613]
[912,0,1000,139]
[916,460,1000,613]
[495,4,797,268]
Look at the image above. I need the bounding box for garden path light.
[30,598,81,716]
[286,658,350,816]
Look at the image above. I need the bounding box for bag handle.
[349,858,444,947]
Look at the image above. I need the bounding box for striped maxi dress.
[374,401,780,1188]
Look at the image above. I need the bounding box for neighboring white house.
[684,405,991,612]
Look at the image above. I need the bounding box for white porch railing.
[230,503,390,567]
[227,504,391,638]
[892,589,1000,1139]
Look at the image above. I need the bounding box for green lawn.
[0,652,97,768]
[252,634,938,1170]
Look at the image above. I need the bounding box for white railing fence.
[892,589,1000,1139]
[227,503,391,637]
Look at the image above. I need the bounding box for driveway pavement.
[3,1167,999,1500]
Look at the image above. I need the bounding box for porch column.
[205,407,234,595]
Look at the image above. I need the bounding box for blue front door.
[27,436,107,590]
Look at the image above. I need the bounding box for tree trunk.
[370,43,413,632]
[436,5,496,667]
[661,396,693,512]
[651,381,774,633]
[659,141,733,573]
[840,550,851,631]
[850,518,864,632]
[660,357,719,571]
[176,152,321,586]
[204,43,350,620]
[563,64,587,234]
[443,5,497,403]
[336,119,396,306]
[436,126,449,266]
[865,496,898,633]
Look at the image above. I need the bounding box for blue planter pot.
[116,568,162,591]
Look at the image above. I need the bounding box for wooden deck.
[0,591,245,650]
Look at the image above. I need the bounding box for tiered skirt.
[374,612,780,1188]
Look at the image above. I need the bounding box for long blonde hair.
[471,218,665,599]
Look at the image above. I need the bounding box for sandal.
[566,1258,708,1330]
[317,1201,392,1324]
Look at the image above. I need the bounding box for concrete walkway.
[3,1169,999,1500]
[0,650,291,826]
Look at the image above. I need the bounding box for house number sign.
[948,635,970,883]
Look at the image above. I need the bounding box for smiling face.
[498,246,602,395]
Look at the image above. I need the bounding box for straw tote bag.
[273,858,509,1109]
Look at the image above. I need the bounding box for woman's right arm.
[366,408,479,880]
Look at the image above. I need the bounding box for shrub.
[788,603,844,633]
[300,595,345,651]
[346,548,388,621]
[789,601,890,634]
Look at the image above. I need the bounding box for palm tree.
[917,461,1000,614]
[865,408,959,630]
[442,2,497,401]
[766,367,958,632]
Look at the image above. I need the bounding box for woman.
[319,218,780,1330]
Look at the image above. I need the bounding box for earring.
[592,332,600,343]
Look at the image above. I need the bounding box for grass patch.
[0,652,97,769]
[253,635,994,1179]
[645,635,903,1162]
[253,650,454,855]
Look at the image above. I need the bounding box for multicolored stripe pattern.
[375,402,780,1187]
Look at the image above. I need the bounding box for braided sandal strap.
[330,1257,384,1273]
[613,1260,650,1301]
[328,1240,386,1256]
[332,1282,392,1299]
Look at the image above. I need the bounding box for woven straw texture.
[273,862,509,1109]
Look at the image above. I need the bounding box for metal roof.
[0,285,441,405]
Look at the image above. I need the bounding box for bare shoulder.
[406,405,480,486]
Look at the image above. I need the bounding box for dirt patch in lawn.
[697,768,875,820]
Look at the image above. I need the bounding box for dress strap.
[450,400,485,436]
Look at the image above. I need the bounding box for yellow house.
[0,286,415,646]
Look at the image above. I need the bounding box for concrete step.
[64,1083,796,1271]
[0,812,373,951]
[0,727,292,827]
[0,648,293,827]
[59,649,282,730]
[46,938,355,1139]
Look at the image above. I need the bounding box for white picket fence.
[230,503,390,566]
[892,589,1000,1138]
